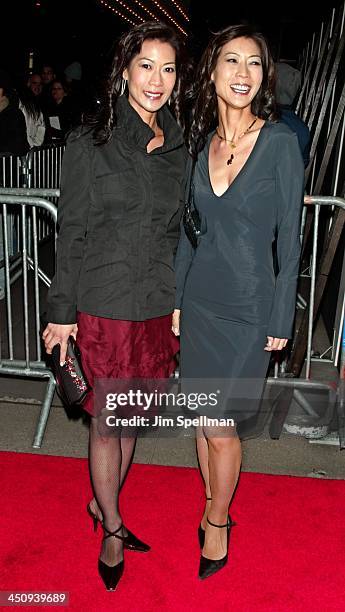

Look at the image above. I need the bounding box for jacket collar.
[115,94,184,154]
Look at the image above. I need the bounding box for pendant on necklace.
[227,154,234,166]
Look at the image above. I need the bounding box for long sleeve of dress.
[167,147,189,258]
[267,131,305,339]
[47,133,92,324]
[174,219,195,308]
[174,156,195,309]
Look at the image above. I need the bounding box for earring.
[168,96,172,106]
[120,78,127,96]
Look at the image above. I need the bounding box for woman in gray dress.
[172,25,305,580]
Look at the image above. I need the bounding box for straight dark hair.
[188,24,277,157]
[86,21,192,144]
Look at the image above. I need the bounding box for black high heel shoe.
[198,496,212,549]
[87,503,100,532]
[198,516,235,580]
[87,503,150,552]
[98,524,125,591]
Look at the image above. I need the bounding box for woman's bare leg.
[196,426,212,528]
[202,426,242,560]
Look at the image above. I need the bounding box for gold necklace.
[216,116,258,165]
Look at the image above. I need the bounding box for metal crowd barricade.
[0,144,66,196]
[0,144,65,265]
[267,195,345,449]
[25,143,65,201]
[0,153,23,188]
[336,316,345,445]
[294,4,345,376]
[24,144,65,249]
[0,188,59,448]
[0,154,25,262]
[301,196,345,376]
[1,188,344,449]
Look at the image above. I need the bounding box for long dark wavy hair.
[86,21,192,144]
[188,24,277,157]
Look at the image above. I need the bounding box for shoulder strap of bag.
[185,156,197,210]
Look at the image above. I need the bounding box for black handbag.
[50,336,91,407]
[183,158,201,249]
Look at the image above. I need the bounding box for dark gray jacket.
[47,95,186,324]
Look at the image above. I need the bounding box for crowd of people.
[0,45,310,161]
[0,60,84,156]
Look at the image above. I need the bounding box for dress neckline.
[206,122,267,198]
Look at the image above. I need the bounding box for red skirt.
[76,311,180,417]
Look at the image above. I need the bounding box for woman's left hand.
[264,336,288,352]
[172,309,180,336]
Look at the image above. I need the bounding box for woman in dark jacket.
[43,21,190,591]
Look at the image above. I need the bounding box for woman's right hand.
[172,309,181,336]
[42,323,78,365]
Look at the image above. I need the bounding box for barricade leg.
[336,318,345,449]
[336,381,345,449]
[269,386,295,439]
[32,374,56,448]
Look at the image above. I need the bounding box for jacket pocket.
[94,171,134,220]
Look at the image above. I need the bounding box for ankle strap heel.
[207,517,229,529]
[98,524,125,591]
[207,516,236,528]
[199,516,236,580]
[102,524,126,542]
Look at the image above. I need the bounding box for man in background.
[275,61,311,168]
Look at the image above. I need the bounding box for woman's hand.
[172,309,181,336]
[42,323,78,364]
[264,336,288,352]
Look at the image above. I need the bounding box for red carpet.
[1,451,344,612]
